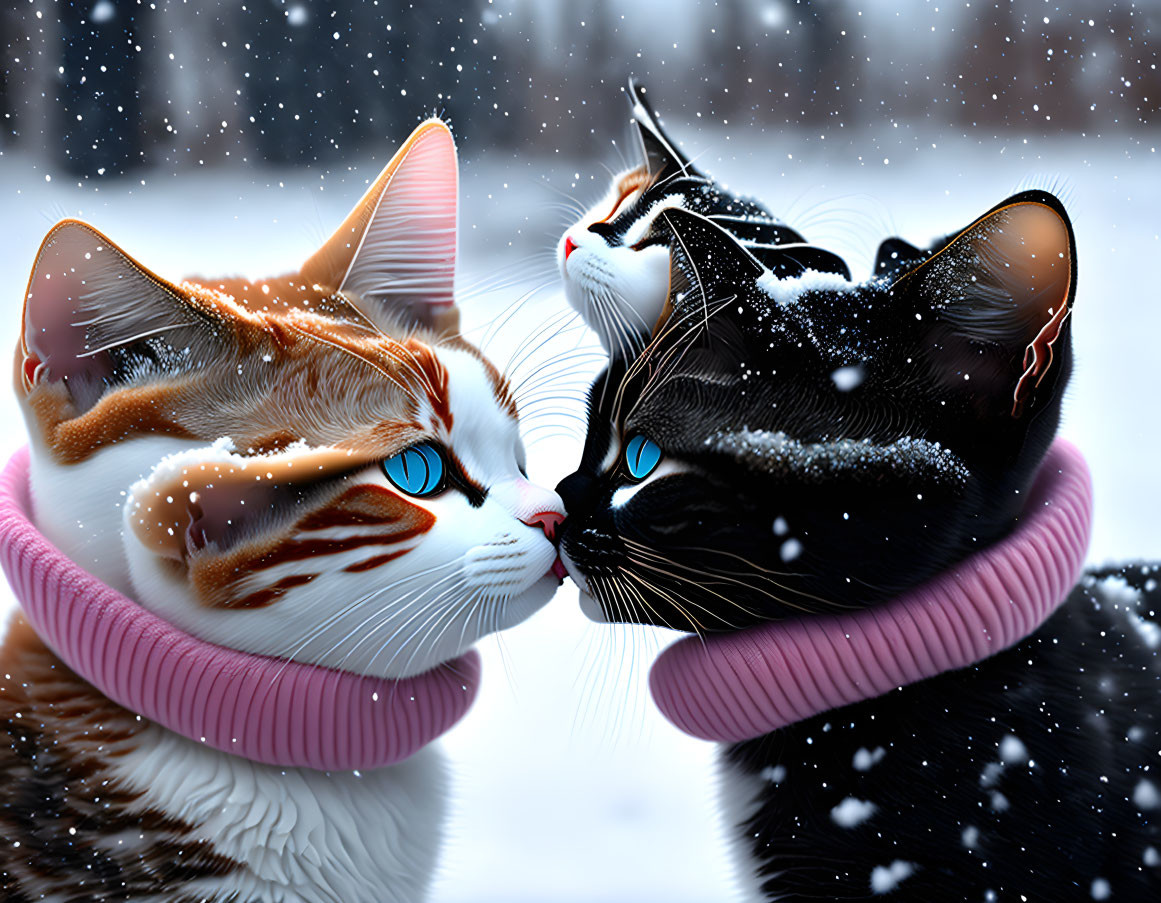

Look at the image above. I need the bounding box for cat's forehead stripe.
[191,484,436,609]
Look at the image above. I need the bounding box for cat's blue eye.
[382,443,445,497]
[624,435,663,481]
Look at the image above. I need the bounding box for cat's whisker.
[484,601,519,697]
[309,569,466,678]
[613,300,730,424]
[513,378,598,410]
[393,585,483,682]
[624,540,841,618]
[581,574,659,746]
[596,287,642,364]
[568,622,608,737]
[265,558,463,681]
[360,574,472,680]
[515,407,591,430]
[339,569,469,671]
[513,374,599,410]
[624,537,855,609]
[501,306,583,386]
[455,592,488,657]
[520,427,586,447]
[454,267,550,305]
[620,567,704,635]
[470,279,558,355]
[507,335,603,397]
[537,174,590,213]
[624,552,771,626]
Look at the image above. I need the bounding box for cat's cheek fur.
[560,240,669,352]
[26,431,202,591]
[121,488,559,679]
[97,346,562,681]
[108,724,448,903]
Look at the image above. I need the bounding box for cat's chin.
[559,551,608,623]
[560,244,669,355]
[576,591,607,624]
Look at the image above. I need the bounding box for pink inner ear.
[340,122,459,313]
[22,223,128,385]
[21,220,192,401]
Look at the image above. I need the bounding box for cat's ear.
[19,219,225,412]
[748,243,852,281]
[660,207,764,315]
[627,78,691,180]
[301,118,458,333]
[873,236,927,278]
[899,191,1076,419]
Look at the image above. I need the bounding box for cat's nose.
[521,510,565,541]
[555,471,596,520]
[587,221,615,242]
[564,236,578,259]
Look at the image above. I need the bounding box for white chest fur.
[108,725,449,903]
[716,756,771,903]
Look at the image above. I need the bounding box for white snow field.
[0,124,1157,901]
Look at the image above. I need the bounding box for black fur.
[726,564,1161,902]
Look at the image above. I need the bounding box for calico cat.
[0,119,565,902]
[558,79,849,357]
[556,98,1161,900]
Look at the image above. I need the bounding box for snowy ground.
[0,124,1158,902]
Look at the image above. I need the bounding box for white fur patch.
[109,724,447,903]
[26,432,202,591]
[716,756,771,903]
[610,458,687,510]
[622,193,686,248]
[559,176,673,354]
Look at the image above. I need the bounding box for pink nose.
[522,510,565,541]
[564,237,578,259]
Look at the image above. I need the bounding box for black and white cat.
[556,90,1161,902]
[557,79,848,357]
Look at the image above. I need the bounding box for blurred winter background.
[1,1,1158,900]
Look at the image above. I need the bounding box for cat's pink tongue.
[650,439,1093,743]
[0,448,479,771]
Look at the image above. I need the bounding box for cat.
[555,94,1161,901]
[0,119,566,903]
[558,78,849,358]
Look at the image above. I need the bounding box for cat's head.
[558,79,847,357]
[17,119,565,679]
[557,191,1076,632]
